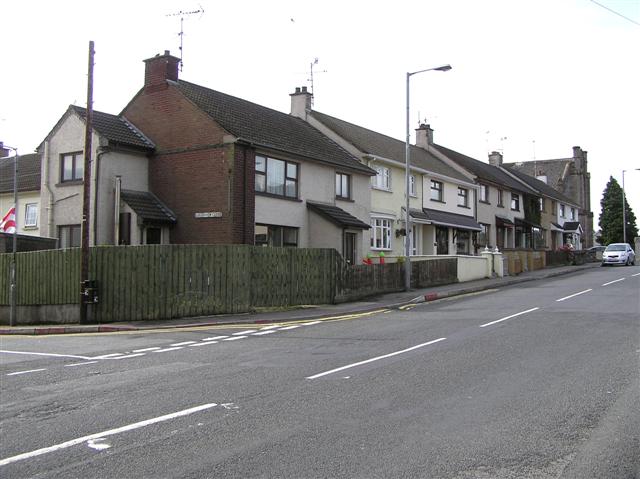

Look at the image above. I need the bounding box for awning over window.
[495,215,515,228]
[550,222,564,232]
[307,201,370,229]
[421,208,482,232]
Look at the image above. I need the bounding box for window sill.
[336,196,354,203]
[23,225,38,230]
[457,205,471,209]
[56,180,83,187]
[372,186,392,193]
[370,248,392,252]
[256,191,302,202]
[430,199,446,204]
[479,200,491,205]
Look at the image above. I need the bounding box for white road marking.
[223,336,246,341]
[556,289,593,302]
[302,321,322,326]
[86,438,110,451]
[252,330,276,336]
[0,350,92,360]
[91,353,124,359]
[602,278,625,286]
[153,347,184,353]
[170,341,197,346]
[202,336,228,341]
[114,353,146,359]
[0,402,218,466]
[278,325,300,330]
[7,369,47,376]
[306,338,447,380]
[632,273,640,277]
[65,361,99,367]
[233,330,257,335]
[132,347,161,353]
[189,341,218,347]
[259,325,279,330]
[479,307,540,328]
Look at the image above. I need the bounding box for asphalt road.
[1,266,639,478]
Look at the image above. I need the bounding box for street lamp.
[404,64,452,291]
[0,142,18,326]
[622,168,640,244]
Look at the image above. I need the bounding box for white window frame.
[336,172,351,199]
[24,203,38,227]
[409,174,417,197]
[370,217,392,250]
[372,166,391,191]
[479,184,489,203]
[458,187,469,207]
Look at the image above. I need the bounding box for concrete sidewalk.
[0,262,601,335]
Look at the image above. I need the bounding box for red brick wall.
[123,84,254,245]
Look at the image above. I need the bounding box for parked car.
[601,243,636,266]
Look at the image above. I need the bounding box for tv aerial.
[166,5,205,71]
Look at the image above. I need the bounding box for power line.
[588,0,640,26]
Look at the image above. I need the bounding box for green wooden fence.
[1,245,458,323]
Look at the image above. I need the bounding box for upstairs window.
[560,204,566,217]
[430,180,444,202]
[255,155,298,199]
[539,197,545,212]
[336,173,351,199]
[61,152,83,182]
[372,166,391,190]
[479,184,489,203]
[25,203,38,227]
[409,175,417,197]
[497,189,504,207]
[458,187,469,207]
[511,193,520,211]
[570,207,576,220]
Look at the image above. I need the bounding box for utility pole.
[80,40,94,324]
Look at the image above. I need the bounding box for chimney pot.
[488,150,503,166]
[301,86,307,93]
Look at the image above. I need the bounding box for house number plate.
[194,212,223,218]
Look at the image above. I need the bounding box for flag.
[0,206,16,233]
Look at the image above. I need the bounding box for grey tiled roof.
[71,106,154,150]
[563,221,581,232]
[432,144,537,194]
[308,111,471,183]
[0,153,41,193]
[173,81,374,176]
[503,166,579,206]
[504,159,570,191]
[120,189,176,224]
[307,201,370,229]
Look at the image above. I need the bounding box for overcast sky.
[1,0,639,229]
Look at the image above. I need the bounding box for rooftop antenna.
[166,5,205,71]
[307,58,327,106]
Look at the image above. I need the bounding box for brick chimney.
[415,124,434,149]
[144,50,180,92]
[488,151,503,166]
[290,86,312,119]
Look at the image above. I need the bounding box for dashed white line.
[0,350,92,360]
[259,325,279,330]
[301,321,322,326]
[479,307,540,328]
[132,347,161,353]
[202,336,228,341]
[278,325,300,330]
[170,341,197,346]
[252,330,276,336]
[65,361,99,367]
[7,368,47,376]
[223,336,246,341]
[0,402,218,466]
[189,341,218,347]
[114,353,147,359]
[602,278,625,286]
[632,273,640,277]
[556,289,593,302]
[91,353,124,359]
[306,338,447,380]
[233,330,257,335]
[153,347,184,353]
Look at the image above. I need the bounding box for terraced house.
[290,88,480,258]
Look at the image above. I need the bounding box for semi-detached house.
[289,87,480,258]
[121,51,374,263]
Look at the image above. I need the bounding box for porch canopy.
[120,190,177,225]
[562,221,583,234]
[495,215,515,229]
[420,208,482,232]
[306,201,370,229]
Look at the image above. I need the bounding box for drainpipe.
[92,146,108,244]
[114,176,121,245]
[42,140,55,238]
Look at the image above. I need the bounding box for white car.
[601,243,636,266]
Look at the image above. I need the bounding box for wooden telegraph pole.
[80,41,94,324]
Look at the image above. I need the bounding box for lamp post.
[404,64,451,291]
[0,142,18,326]
[622,168,640,244]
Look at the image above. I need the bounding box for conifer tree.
[598,176,638,245]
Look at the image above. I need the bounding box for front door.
[436,226,449,255]
[344,232,357,265]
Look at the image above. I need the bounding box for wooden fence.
[1,245,458,324]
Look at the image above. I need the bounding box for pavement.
[0,262,601,335]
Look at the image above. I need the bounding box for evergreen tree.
[598,176,638,245]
